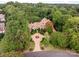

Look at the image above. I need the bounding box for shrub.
[0,51,23,57]
[41,32,50,47]
[63,17,79,33]
[69,33,79,52]
[63,17,79,52]
[50,32,68,48]
[0,33,4,41]
[45,21,53,34]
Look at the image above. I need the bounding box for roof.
[0,14,5,19]
[0,14,5,21]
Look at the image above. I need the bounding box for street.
[23,51,79,57]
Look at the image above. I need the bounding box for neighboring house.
[0,14,5,33]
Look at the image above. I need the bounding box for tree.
[63,17,79,33]
[50,32,68,48]
[63,17,79,52]
[69,33,79,52]
[52,6,63,31]
[0,7,31,52]
[4,5,16,15]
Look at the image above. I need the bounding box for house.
[28,18,56,32]
[0,14,5,33]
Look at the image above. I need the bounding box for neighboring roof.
[0,14,5,21]
[0,14,5,18]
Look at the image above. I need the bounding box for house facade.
[28,18,56,32]
[0,14,5,33]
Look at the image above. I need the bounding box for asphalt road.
[23,51,79,57]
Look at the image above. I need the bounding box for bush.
[69,32,79,52]
[50,32,68,48]
[40,32,50,47]
[63,17,79,52]
[0,51,23,57]
[63,17,79,33]
[0,33,4,41]
[45,21,53,34]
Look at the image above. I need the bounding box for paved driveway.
[23,51,79,57]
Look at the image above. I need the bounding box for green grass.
[0,51,23,57]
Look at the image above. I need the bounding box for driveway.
[23,51,79,57]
